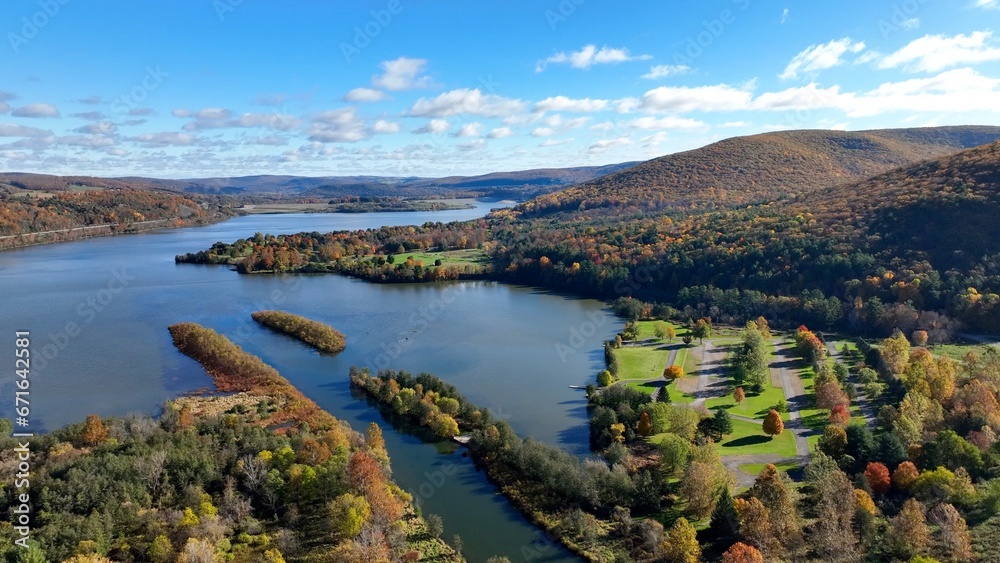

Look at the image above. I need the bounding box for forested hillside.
[516,126,1000,218]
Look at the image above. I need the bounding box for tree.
[329,493,371,539]
[683,335,693,345]
[691,318,711,344]
[810,469,860,561]
[816,381,849,411]
[762,410,783,438]
[622,321,641,341]
[912,330,929,346]
[666,325,677,342]
[887,498,930,559]
[680,461,731,519]
[712,408,733,439]
[664,365,684,381]
[855,489,876,514]
[80,414,108,447]
[864,462,891,495]
[637,412,653,437]
[656,385,671,403]
[722,542,764,563]
[929,503,973,562]
[733,387,746,404]
[710,487,739,539]
[662,517,701,563]
[748,464,801,549]
[881,330,912,375]
[828,404,850,426]
[754,316,772,340]
[818,425,848,459]
[655,322,670,340]
[734,497,775,554]
[597,370,613,387]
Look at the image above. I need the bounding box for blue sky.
[1,0,999,178]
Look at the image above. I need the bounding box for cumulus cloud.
[11,103,61,118]
[372,57,432,91]
[308,108,369,142]
[344,87,390,103]
[531,127,554,137]
[371,119,400,134]
[486,126,513,139]
[407,88,526,117]
[77,95,104,105]
[780,38,866,79]
[131,132,197,147]
[877,31,1000,72]
[0,124,52,137]
[540,138,574,147]
[73,121,117,135]
[589,136,632,152]
[536,45,651,72]
[413,119,450,134]
[70,111,107,121]
[975,0,998,8]
[534,96,608,112]
[454,122,483,137]
[641,64,691,80]
[635,83,754,113]
[626,116,707,130]
[128,108,155,116]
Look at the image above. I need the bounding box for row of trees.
[251,310,346,354]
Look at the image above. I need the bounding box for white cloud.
[372,57,432,91]
[589,136,632,152]
[721,121,750,127]
[626,116,707,130]
[248,135,288,146]
[531,127,554,137]
[901,18,920,29]
[73,121,117,135]
[486,126,513,139]
[172,109,192,118]
[540,138,574,147]
[454,122,483,137]
[175,108,299,131]
[781,38,866,79]
[752,83,845,111]
[344,88,389,103]
[131,132,197,147]
[308,108,369,142]
[407,88,526,117]
[536,45,651,72]
[641,64,691,80]
[56,135,116,148]
[413,119,450,134]
[640,131,668,147]
[0,124,52,137]
[975,0,998,8]
[371,119,400,134]
[877,31,1000,72]
[11,103,60,118]
[534,96,608,112]
[636,83,754,113]
[780,8,790,23]
[231,113,300,131]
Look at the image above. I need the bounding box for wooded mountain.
[515,126,1000,218]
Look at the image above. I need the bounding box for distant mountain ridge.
[0,162,638,199]
[514,125,1000,218]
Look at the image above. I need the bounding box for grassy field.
[930,341,998,360]
[704,384,789,422]
[717,419,798,457]
[615,346,671,381]
[631,320,685,342]
[386,248,490,269]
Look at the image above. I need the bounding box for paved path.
[691,340,728,410]
[826,341,877,427]
[771,342,811,458]
[721,454,804,488]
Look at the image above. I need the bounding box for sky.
[1,0,1000,178]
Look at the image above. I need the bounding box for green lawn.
[615,346,671,381]
[704,384,789,422]
[717,419,797,457]
[384,248,489,269]
[628,320,686,343]
[930,341,997,361]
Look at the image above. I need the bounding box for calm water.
[0,201,617,562]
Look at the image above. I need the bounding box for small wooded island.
[251,310,347,354]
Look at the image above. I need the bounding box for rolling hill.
[514,126,1000,218]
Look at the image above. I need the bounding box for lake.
[0,200,618,562]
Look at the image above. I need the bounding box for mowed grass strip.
[717,419,797,457]
[614,346,671,381]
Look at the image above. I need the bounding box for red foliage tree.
[864,462,891,495]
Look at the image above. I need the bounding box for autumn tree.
[912,330,929,346]
[722,542,764,563]
[886,498,930,559]
[809,469,859,561]
[664,365,684,381]
[637,412,653,437]
[80,414,108,447]
[815,380,849,411]
[819,425,848,459]
[762,410,784,438]
[881,330,912,375]
[828,404,850,426]
[680,461,732,519]
[748,463,801,550]
[734,497,777,556]
[754,316,772,340]
[929,503,973,562]
[329,493,371,539]
[662,517,701,563]
[733,387,746,404]
[691,318,711,344]
[864,462,891,495]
